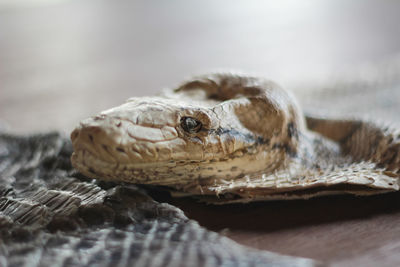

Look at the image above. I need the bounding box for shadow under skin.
[145,187,400,233]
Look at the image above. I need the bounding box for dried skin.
[71,73,400,203]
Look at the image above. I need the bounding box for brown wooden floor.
[1,0,400,266]
[160,192,400,266]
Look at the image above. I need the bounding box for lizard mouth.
[71,148,182,184]
[71,149,116,179]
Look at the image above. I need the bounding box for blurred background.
[1,0,400,133]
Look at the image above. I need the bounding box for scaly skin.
[71,73,400,203]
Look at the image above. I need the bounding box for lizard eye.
[181,117,202,133]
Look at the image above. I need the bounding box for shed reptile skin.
[71,73,400,203]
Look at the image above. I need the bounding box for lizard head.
[71,73,305,186]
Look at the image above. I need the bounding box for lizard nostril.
[88,134,94,143]
[116,147,125,153]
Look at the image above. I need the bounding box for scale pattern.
[70,73,400,204]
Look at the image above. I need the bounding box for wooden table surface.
[1,0,400,266]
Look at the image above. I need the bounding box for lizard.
[71,73,400,203]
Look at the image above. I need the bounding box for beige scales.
[71,73,400,204]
